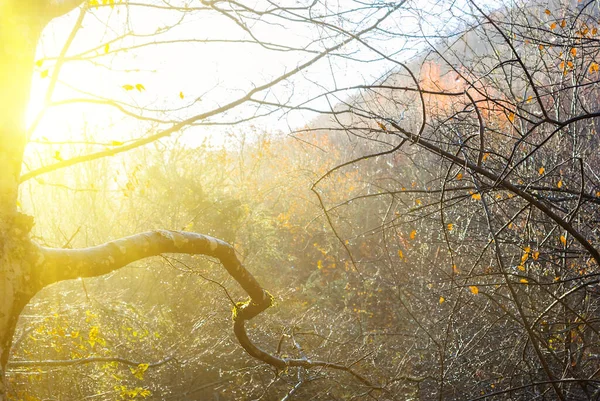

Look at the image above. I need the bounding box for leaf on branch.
[439,296,445,304]
[544,9,551,15]
[471,193,481,200]
[469,286,479,295]
[122,84,134,91]
[410,230,416,240]
[560,235,567,246]
[550,22,557,30]
[135,84,145,92]
[179,91,184,99]
[41,69,49,78]
[538,166,545,175]
[570,47,577,57]
[110,140,124,146]
[376,122,387,131]
[520,279,529,284]
[447,223,454,231]
[590,62,599,73]
[104,43,110,54]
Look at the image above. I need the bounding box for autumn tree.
[0,0,406,398]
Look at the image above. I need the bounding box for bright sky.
[25,0,491,149]
[27,1,395,145]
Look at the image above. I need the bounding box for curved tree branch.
[32,230,388,388]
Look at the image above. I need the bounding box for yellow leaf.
[482,152,490,161]
[518,265,526,271]
[508,112,515,122]
[130,363,149,380]
[377,122,387,131]
[557,180,563,188]
[415,199,422,205]
[590,62,599,73]
[469,286,479,295]
[317,260,323,269]
[526,95,533,103]
[453,264,459,274]
[90,0,99,7]
[524,246,531,253]
[122,84,134,91]
[104,43,109,53]
[410,230,416,240]
[35,59,43,67]
[398,250,404,259]
[179,91,184,99]
[135,83,145,92]
[456,173,463,180]
[471,193,482,200]
[41,69,49,78]
[439,296,445,304]
[110,140,124,146]
[447,223,454,231]
[532,251,540,260]
[520,278,529,284]
[560,235,567,246]
[538,167,545,175]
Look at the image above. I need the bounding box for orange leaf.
[471,193,482,200]
[550,22,557,30]
[557,180,563,188]
[532,251,540,260]
[469,286,479,295]
[570,47,577,57]
[538,167,545,175]
[398,250,404,259]
[518,265,526,271]
[447,223,454,231]
[561,19,566,28]
[456,173,463,180]
[410,230,416,240]
[590,62,599,73]
[439,296,445,304]
[520,278,529,284]
[544,9,551,15]
[560,235,567,246]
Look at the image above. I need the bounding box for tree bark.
[0,2,84,399]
